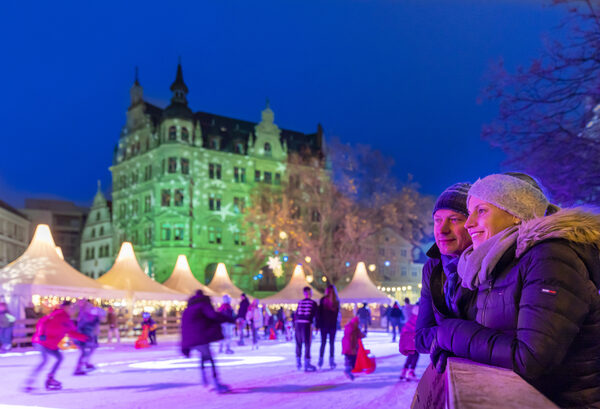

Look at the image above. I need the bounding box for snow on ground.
[0,330,427,409]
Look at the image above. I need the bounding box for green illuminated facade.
[109,64,324,289]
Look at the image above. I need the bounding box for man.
[237,293,249,346]
[356,303,371,336]
[415,182,476,372]
[74,299,105,375]
[295,286,318,372]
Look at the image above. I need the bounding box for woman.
[434,173,600,408]
[246,299,263,350]
[317,284,340,369]
[217,294,235,354]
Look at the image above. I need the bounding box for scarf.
[457,225,520,290]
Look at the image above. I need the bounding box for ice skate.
[344,370,355,381]
[45,376,62,390]
[73,367,87,376]
[399,368,407,381]
[296,357,302,371]
[329,357,337,370]
[85,363,95,372]
[214,383,231,394]
[406,369,418,381]
[318,356,324,369]
[304,359,317,372]
[225,348,234,354]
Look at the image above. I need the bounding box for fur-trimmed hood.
[516,207,600,257]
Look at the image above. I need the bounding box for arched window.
[100,226,104,236]
[91,229,96,238]
[96,212,100,221]
[168,126,177,141]
[264,142,272,156]
[235,143,244,154]
[181,127,189,142]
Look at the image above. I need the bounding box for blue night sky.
[0,1,566,207]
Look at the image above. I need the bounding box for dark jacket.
[317,296,339,331]
[415,244,476,354]
[437,209,600,408]
[237,297,249,320]
[181,293,234,355]
[295,298,317,325]
[389,305,405,322]
[356,306,371,323]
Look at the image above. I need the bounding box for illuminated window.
[161,224,171,241]
[181,158,189,175]
[209,163,222,179]
[161,189,171,207]
[174,226,184,241]
[233,197,245,214]
[234,167,246,183]
[174,189,184,207]
[168,126,176,141]
[168,157,177,173]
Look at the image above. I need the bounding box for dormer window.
[235,143,244,154]
[168,126,177,141]
[181,127,189,142]
[264,142,272,157]
[210,138,220,150]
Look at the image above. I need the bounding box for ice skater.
[217,294,235,354]
[181,290,235,393]
[295,286,318,372]
[317,284,339,369]
[342,316,365,381]
[142,312,157,345]
[399,304,420,381]
[106,306,120,343]
[356,303,371,336]
[24,300,87,391]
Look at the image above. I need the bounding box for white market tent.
[163,255,218,297]
[261,264,322,305]
[97,242,186,301]
[207,263,245,300]
[0,224,125,318]
[338,262,391,304]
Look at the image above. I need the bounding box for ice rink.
[0,331,426,409]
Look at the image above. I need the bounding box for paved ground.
[0,331,426,409]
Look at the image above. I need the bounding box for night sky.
[0,1,566,207]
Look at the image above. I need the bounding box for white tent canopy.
[0,224,125,318]
[97,242,186,301]
[163,255,218,297]
[338,262,391,304]
[207,263,245,300]
[262,264,322,305]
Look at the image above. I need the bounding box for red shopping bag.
[135,326,150,349]
[352,338,376,374]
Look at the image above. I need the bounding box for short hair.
[303,286,311,293]
[404,297,410,304]
[61,300,72,307]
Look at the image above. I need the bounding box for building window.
[168,157,177,173]
[401,268,407,276]
[233,197,245,214]
[144,195,151,212]
[144,227,152,245]
[120,175,126,189]
[401,249,407,257]
[161,224,171,241]
[274,173,281,185]
[174,226,184,241]
[209,194,221,211]
[181,127,189,142]
[208,226,215,244]
[235,143,244,154]
[91,229,96,238]
[181,158,189,175]
[412,270,418,277]
[161,189,171,207]
[132,230,139,245]
[210,138,220,150]
[132,199,139,216]
[99,226,104,236]
[209,163,222,179]
[131,171,138,185]
[254,170,261,182]
[234,231,246,246]
[264,142,272,156]
[168,126,177,141]
[234,167,246,183]
[90,247,95,259]
[96,212,100,221]
[311,209,321,222]
[144,165,152,181]
[119,204,126,219]
[174,189,184,207]
[264,172,272,184]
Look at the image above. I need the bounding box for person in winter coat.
[74,299,105,375]
[217,294,235,354]
[434,173,600,408]
[295,286,318,372]
[142,312,157,345]
[106,306,120,344]
[246,299,263,350]
[317,284,340,369]
[181,290,235,393]
[236,293,249,346]
[24,300,87,391]
[415,182,477,373]
[342,316,365,381]
[356,303,371,335]
[388,301,405,342]
[0,301,15,352]
[399,304,420,381]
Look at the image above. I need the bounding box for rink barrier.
[444,358,558,409]
[9,316,182,347]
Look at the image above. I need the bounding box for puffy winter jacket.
[181,293,234,354]
[317,296,339,331]
[342,317,365,355]
[415,245,477,354]
[32,308,87,350]
[437,208,600,408]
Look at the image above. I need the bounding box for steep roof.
[261,264,322,305]
[338,262,390,304]
[207,263,245,300]
[163,255,218,297]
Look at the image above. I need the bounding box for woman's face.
[466,196,519,249]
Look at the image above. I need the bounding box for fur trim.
[516,207,600,258]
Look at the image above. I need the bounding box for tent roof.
[97,242,186,301]
[262,264,322,305]
[163,255,218,297]
[0,224,124,299]
[338,262,391,304]
[207,263,245,299]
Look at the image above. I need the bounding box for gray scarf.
[457,226,519,290]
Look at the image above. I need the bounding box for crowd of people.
[11,171,600,407]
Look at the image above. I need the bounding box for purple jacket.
[181,293,234,355]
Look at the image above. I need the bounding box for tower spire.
[170,62,189,104]
[129,66,143,107]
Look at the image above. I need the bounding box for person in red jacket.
[342,316,365,381]
[24,300,87,391]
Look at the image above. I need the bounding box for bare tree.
[482,0,600,205]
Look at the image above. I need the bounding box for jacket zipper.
[481,279,493,325]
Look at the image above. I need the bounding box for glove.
[430,336,452,374]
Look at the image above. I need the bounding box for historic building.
[80,182,114,278]
[0,200,30,268]
[109,64,324,289]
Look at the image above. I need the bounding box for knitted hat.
[468,173,549,221]
[222,294,232,304]
[432,182,471,217]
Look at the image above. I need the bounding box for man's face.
[304,289,312,299]
[433,209,472,257]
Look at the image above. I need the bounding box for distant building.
[21,199,87,269]
[365,227,424,302]
[0,200,30,267]
[80,182,114,278]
